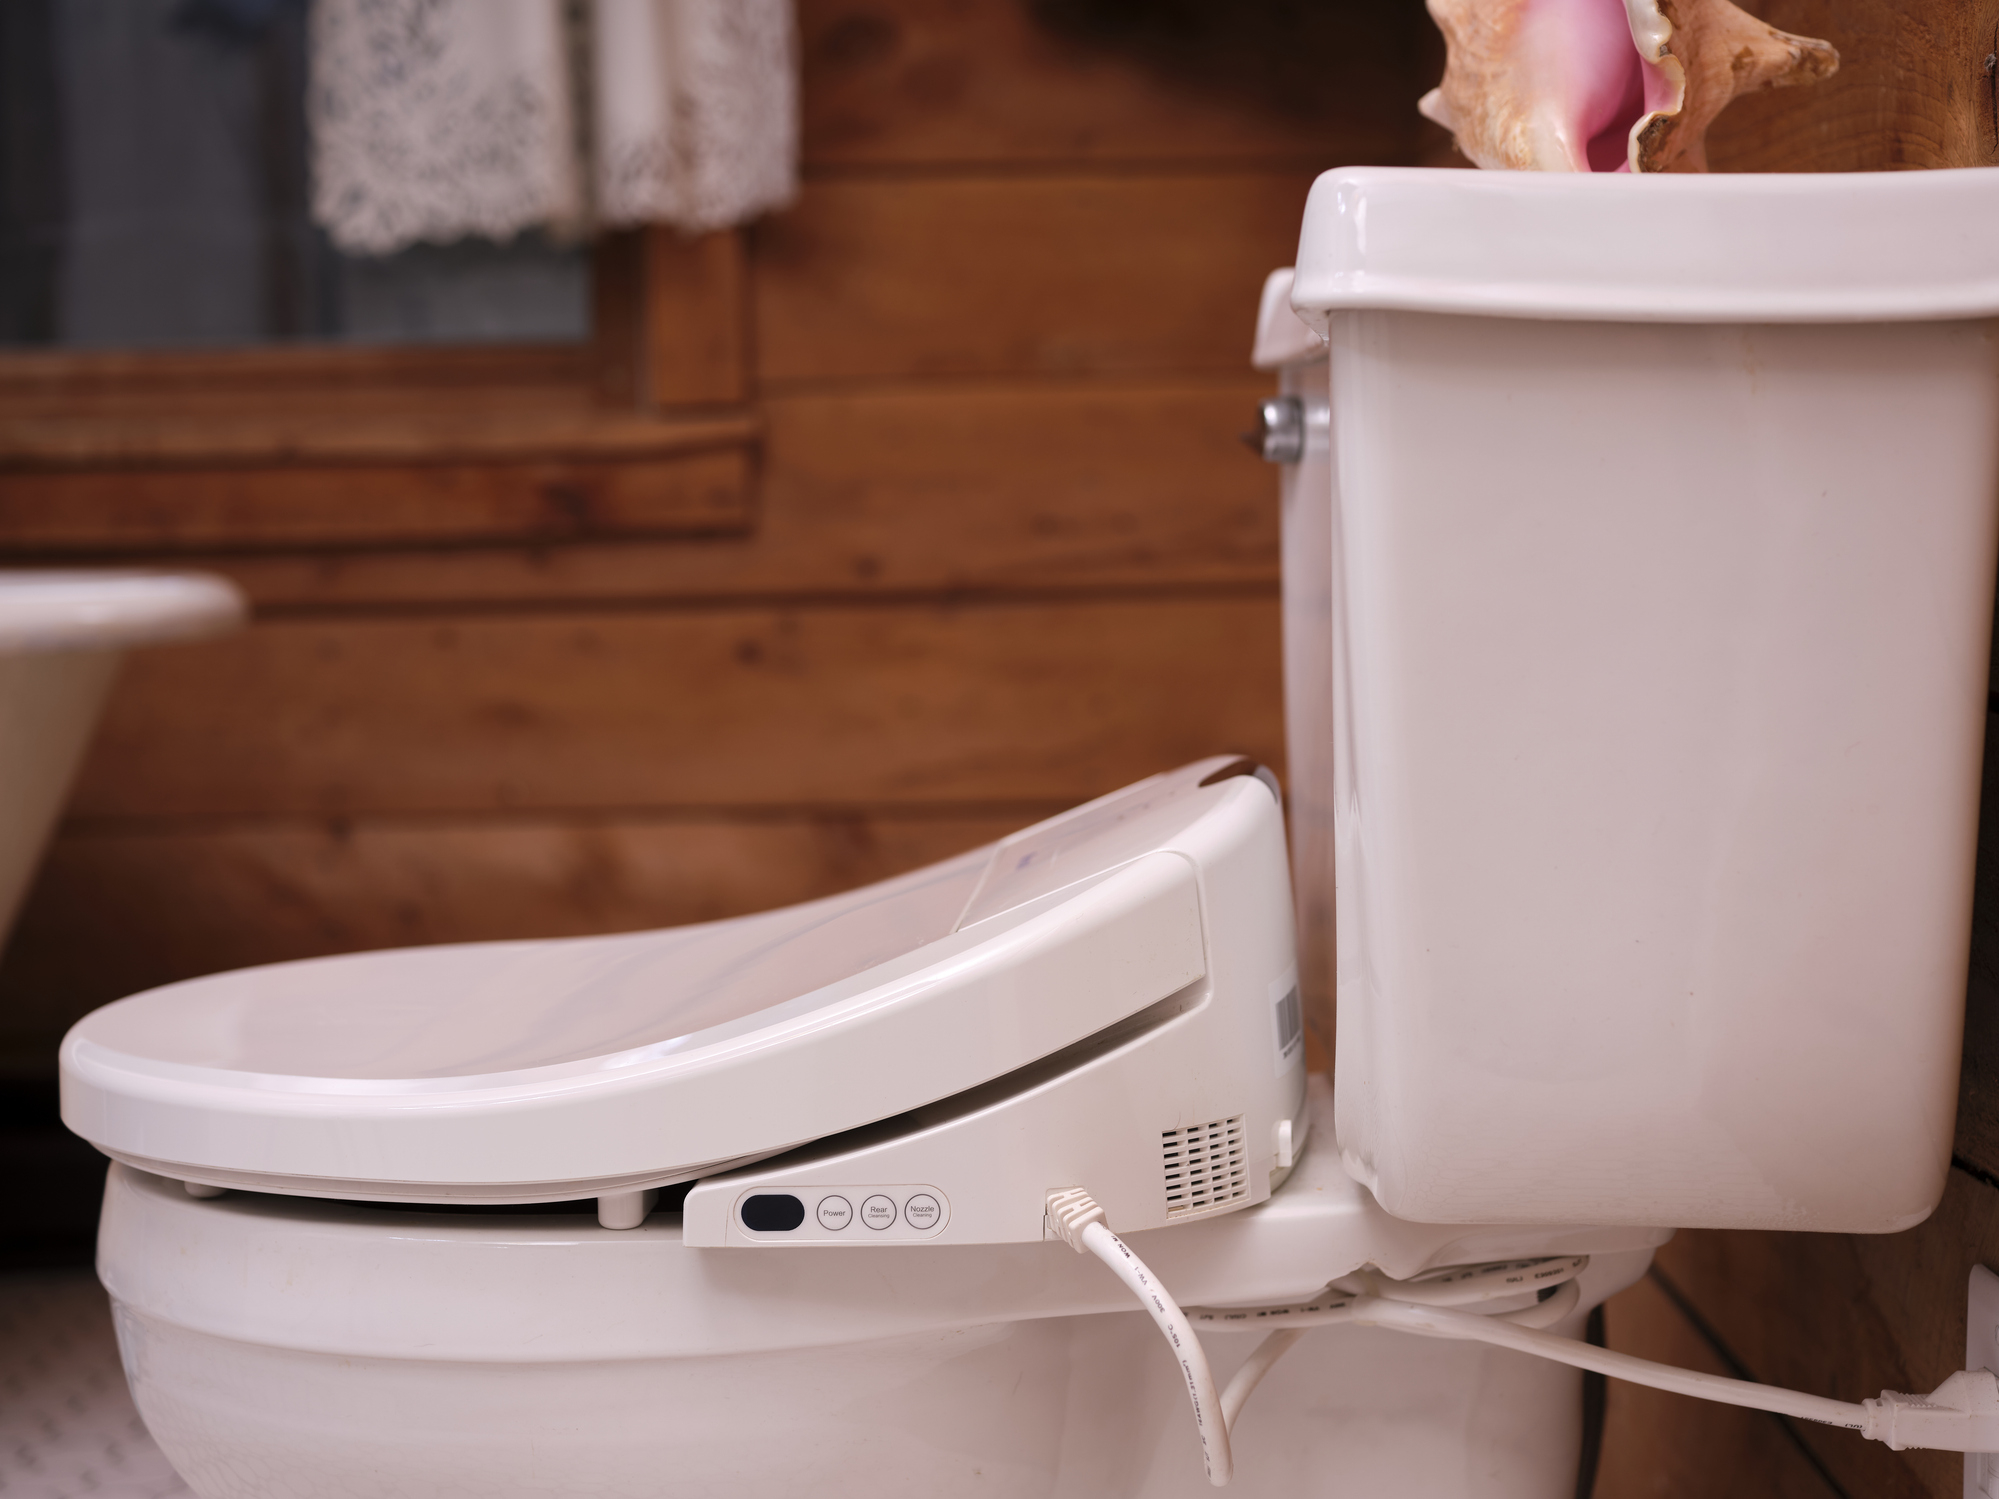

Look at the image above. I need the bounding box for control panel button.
[904,1193,941,1230]
[861,1194,897,1230]
[817,1195,853,1230]
[741,1194,805,1232]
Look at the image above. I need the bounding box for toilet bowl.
[0,570,244,953]
[96,1086,1661,1499]
[62,167,1999,1497]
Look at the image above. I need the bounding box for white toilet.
[61,167,1999,1497]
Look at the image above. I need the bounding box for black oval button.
[740,1193,806,1232]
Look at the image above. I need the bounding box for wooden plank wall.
[0,0,1421,1057]
[11,4,1999,1494]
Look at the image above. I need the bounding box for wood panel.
[1645,1168,1999,1499]
[643,230,751,409]
[1710,0,1999,172]
[0,407,757,470]
[0,340,596,411]
[66,596,1284,820]
[83,380,1281,607]
[752,174,1316,384]
[0,448,752,553]
[1596,1274,1840,1499]
[797,0,1416,169]
[0,811,1022,1058]
[591,228,647,410]
[752,380,1278,589]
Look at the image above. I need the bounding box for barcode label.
[1273,984,1303,1073]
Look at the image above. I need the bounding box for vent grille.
[1162,1115,1248,1217]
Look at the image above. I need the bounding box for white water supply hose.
[1048,1187,1999,1488]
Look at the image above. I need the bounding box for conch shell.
[1420,0,1838,173]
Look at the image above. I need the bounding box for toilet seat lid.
[61,758,1267,1202]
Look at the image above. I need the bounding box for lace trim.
[593,0,796,232]
[309,0,796,256]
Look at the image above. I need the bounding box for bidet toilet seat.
[62,756,1294,1210]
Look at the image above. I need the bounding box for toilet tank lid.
[1290,166,1999,327]
[1252,269,1324,369]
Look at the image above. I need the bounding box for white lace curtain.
[308,0,797,256]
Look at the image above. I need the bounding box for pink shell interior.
[1529,0,1675,170]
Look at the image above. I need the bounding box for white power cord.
[1048,1193,1591,1488]
[1191,1255,1587,1437]
[1350,1292,1999,1452]
[1047,1187,1235,1486]
[1050,1187,1999,1488]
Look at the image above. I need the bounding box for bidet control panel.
[728,1185,950,1244]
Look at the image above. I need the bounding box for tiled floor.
[0,1271,190,1499]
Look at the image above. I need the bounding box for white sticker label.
[1270,969,1303,1076]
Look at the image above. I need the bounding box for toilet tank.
[1284,168,1999,1233]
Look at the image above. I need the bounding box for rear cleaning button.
[816,1195,853,1230]
[861,1195,896,1230]
[741,1194,805,1232]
